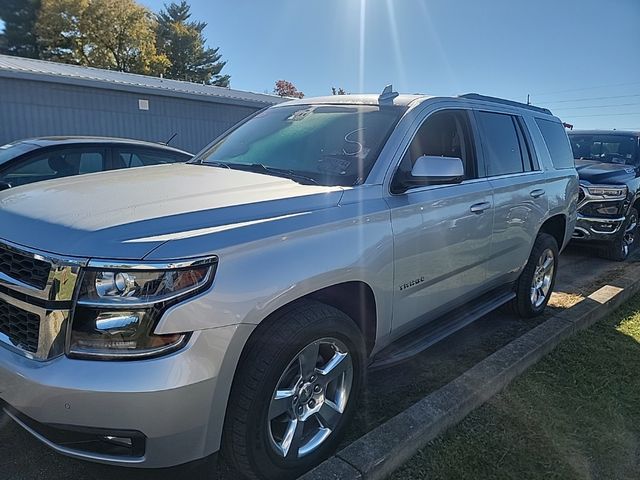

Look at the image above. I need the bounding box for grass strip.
[391,294,640,480]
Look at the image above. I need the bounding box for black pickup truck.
[569,130,640,260]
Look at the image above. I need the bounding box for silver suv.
[0,89,577,479]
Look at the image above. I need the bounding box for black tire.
[512,233,559,318]
[600,207,638,262]
[222,300,366,480]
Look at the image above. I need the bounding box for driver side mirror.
[396,155,465,193]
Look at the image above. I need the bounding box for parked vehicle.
[0,89,577,479]
[0,136,192,190]
[568,130,640,260]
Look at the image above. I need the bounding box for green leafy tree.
[36,0,89,65]
[331,87,347,95]
[156,1,229,86]
[36,0,170,75]
[83,0,170,74]
[0,0,42,58]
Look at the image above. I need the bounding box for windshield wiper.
[245,164,319,185]
[200,160,231,169]
[199,161,319,185]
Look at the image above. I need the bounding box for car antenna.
[378,84,399,105]
[162,133,178,146]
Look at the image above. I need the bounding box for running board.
[369,286,516,370]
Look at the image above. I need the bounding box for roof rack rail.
[459,93,552,115]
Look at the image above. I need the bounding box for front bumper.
[0,324,250,468]
[572,214,626,242]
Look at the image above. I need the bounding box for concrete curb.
[301,264,640,480]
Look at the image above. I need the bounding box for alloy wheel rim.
[267,337,353,459]
[530,248,555,308]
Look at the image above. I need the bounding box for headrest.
[48,155,73,174]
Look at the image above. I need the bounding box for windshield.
[194,104,404,186]
[0,142,38,167]
[569,134,638,165]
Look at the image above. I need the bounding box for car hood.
[575,159,637,185]
[0,164,344,259]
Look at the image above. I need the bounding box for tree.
[274,80,304,98]
[36,0,89,65]
[0,0,42,58]
[36,0,170,75]
[84,0,169,74]
[156,1,229,86]
[332,87,347,95]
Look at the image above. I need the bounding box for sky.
[2,1,638,129]
[136,0,640,130]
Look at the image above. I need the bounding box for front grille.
[0,243,51,290]
[0,297,40,353]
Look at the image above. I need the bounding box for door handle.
[470,202,491,214]
[530,189,546,198]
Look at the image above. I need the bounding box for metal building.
[0,54,284,153]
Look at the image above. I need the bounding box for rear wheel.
[512,233,559,318]
[222,300,365,480]
[601,207,638,261]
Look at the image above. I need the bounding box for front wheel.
[222,300,365,480]
[512,233,559,318]
[601,207,638,261]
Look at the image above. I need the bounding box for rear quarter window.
[535,118,575,169]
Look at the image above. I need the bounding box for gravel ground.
[1,245,635,480]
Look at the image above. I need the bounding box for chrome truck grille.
[0,297,40,353]
[0,242,52,290]
[0,239,86,360]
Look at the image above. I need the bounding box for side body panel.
[486,171,547,282]
[378,101,495,336]
[525,115,579,250]
[385,179,493,335]
[469,109,549,282]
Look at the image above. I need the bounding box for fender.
[154,195,394,340]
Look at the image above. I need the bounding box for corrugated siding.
[0,54,282,107]
[0,77,261,153]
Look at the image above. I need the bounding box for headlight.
[585,185,627,198]
[68,257,217,360]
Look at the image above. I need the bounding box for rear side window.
[476,111,529,176]
[535,118,575,169]
[79,152,105,174]
[114,148,185,170]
